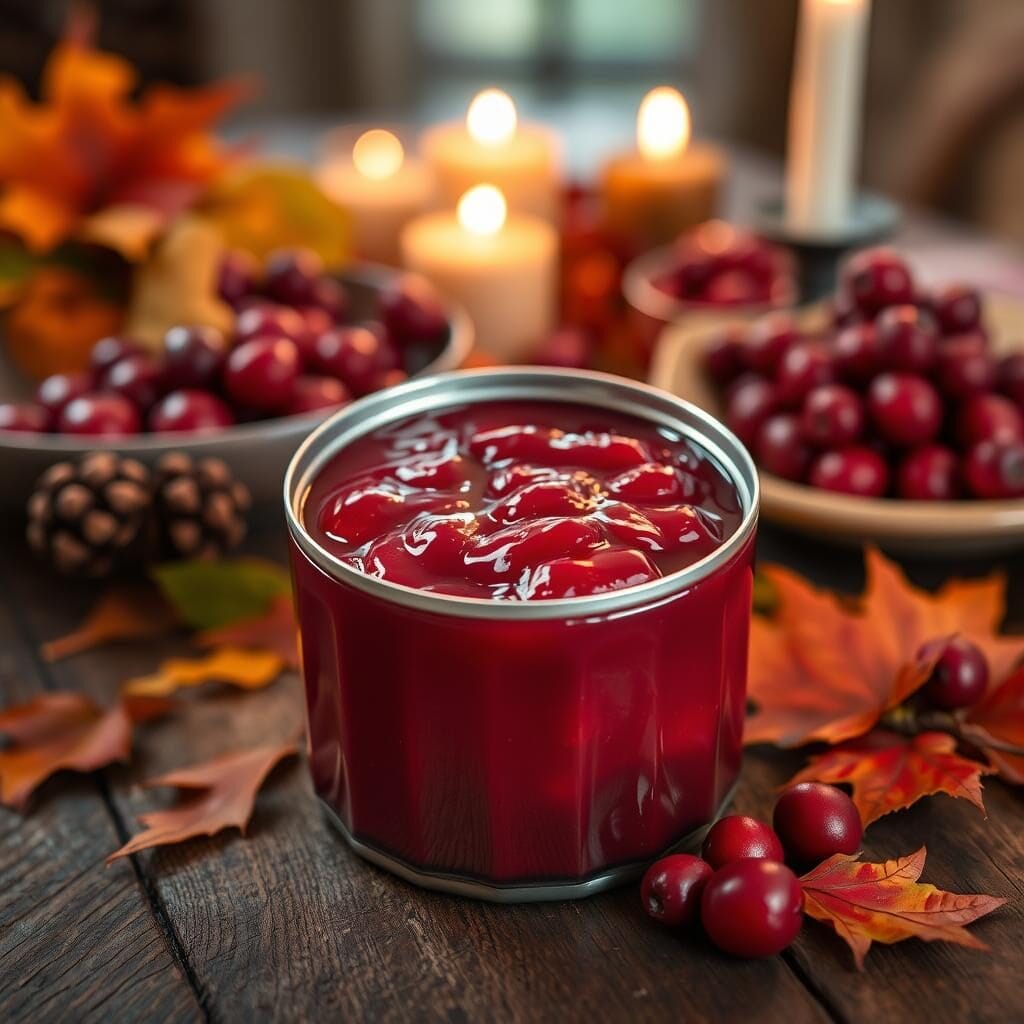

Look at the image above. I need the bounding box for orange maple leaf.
[121,647,285,699]
[194,593,299,669]
[746,548,1024,748]
[106,742,298,862]
[801,847,1006,970]
[786,730,991,825]
[962,666,1024,783]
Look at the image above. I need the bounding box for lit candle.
[400,184,558,361]
[421,89,561,223]
[317,128,433,265]
[785,0,871,234]
[600,87,726,248]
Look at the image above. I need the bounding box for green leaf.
[151,558,291,630]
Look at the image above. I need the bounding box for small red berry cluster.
[0,250,450,439]
[641,782,862,959]
[704,247,1024,500]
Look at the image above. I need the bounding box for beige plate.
[650,293,1024,555]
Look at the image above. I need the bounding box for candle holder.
[754,193,900,305]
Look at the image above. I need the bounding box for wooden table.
[3,163,1024,1023]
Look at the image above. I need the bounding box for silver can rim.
[284,367,759,621]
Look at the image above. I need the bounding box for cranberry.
[745,313,799,375]
[922,637,989,709]
[898,445,960,500]
[224,336,301,410]
[701,860,802,958]
[379,274,449,343]
[963,439,1024,498]
[263,248,324,307]
[522,547,660,599]
[867,373,942,447]
[996,352,1024,405]
[772,783,862,866]
[840,247,914,316]
[725,377,777,448]
[801,385,864,447]
[833,322,880,383]
[809,447,889,497]
[703,269,762,306]
[755,414,811,482]
[875,305,938,373]
[162,325,227,390]
[701,815,784,869]
[235,304,308,346]
[217,250,259,307]
[0,401,49,433]
[285,375,351,415]
[57,393,140,437]
[935,339,995,399]
[703,325,749,384]
[832,287,863,328]
[532,326,592,369]
[466,519,605,583]
[101,353,164,411]
[641,854,713,928]
[956,393,1023,447]
[775,342,835,406]
[606,463,685,503]
[36,371,92,424]
[933,284,981,335]
[89,335,144,379]
[312,324,400,396]
[148,389,236,433]
[306,276,348,322]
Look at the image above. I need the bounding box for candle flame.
[466,89,517,147]
[352,129,404,181]
[637,87,691,161]
[457,184,507,236]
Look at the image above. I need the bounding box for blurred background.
[3,0,1024,243]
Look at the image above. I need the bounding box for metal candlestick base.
[754,194,901,305]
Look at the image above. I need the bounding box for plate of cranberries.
[0,255,473,505]
[651,247,1024,554]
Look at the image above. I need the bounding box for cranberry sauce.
[302,400,742,601]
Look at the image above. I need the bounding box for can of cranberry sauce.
[284,367,758,902]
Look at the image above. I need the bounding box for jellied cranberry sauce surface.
[303,400,742,601]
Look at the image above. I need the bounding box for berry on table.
[772,782,863,865]
[0,401,49,433]
[875,305,938,374]
[840,247,914,316]
[700,859,803,958]
[808,447,889,497]
[148,389,236,433]
[897,444,960,501]
[962,439,1024,498]
[755,414,811,482]
[867,373,942,447]
[801,384,864,447]
[701,814,784,869]
[162,325,227,391]
[224,336,301,410]
[640,853,713,928]
[956,393,1023,447]
[922,637,989,710]
[57,393,141,437]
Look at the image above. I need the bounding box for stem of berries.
[879,704,1024,758]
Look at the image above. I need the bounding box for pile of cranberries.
[0,250,450,439]
[641,782,862,958]
[650,222,793,309]
[703,247,1024,500]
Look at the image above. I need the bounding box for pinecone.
[26,452,152,578]
[151,452,251,560]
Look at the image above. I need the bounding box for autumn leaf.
[122,647,285,699]
[962,666,1024,783]
[195,593,299,669]
[106,742,298,862]
[786,730,991,825]
[801,847,1006,970]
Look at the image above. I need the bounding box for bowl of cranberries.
[651,246,1024,553]
[0,252,473,505]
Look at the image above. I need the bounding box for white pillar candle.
[318,129,433,265]
[421,89,561,223]
[785,0,871,235]
[400,185,558,362]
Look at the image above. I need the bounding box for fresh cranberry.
[725,377,777,448]
[379,274,449,344]
[875,305,938,373]
[809,447,889,497]
[996,352,1024,405]
[223,336,301,410]
[933,284,982,335]
[963,439,1024,498]
[956,393,1023,447]
[701,815,784,869]
[263,248,324,307]
[532,326,592,369]
[163,325,227,390]
[306,276,349,322]
[867,373,942,447]
[235,304,308,346]
[285,375,352,415]
[148,389,236,433]
[935,339,995,399]
[703,268,762,305]
[101,353,164,411]
[522,547,660,599]
[57,393,140,436]
[36,371,92,424]
[641,854,713,928]
[217,250,259,307]
[89,335,144,379]
[831,287,863,328]
[840,247,914,316]
[772,783,862,865]
[833,322,880,384]
[755,414,811,481]
[922,637,989,709]
[0,401,49,433]
[701,860,803,958]
[897,445,960,500]
[775,342,835,406]
[801,385,864,447]
[312,324,400,396]
[744,313,799,375]
[703,325,749,384]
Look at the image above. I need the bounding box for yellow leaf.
[122,647,284,698]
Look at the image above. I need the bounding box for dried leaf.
[151,557,291,630]
[963,666,1024,783]
[106,742,298,861]
[195,593,299,669]
[801,847,1006,970]
[122,647,285,698]
[787,730,991,825]
[41,585,178,662]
